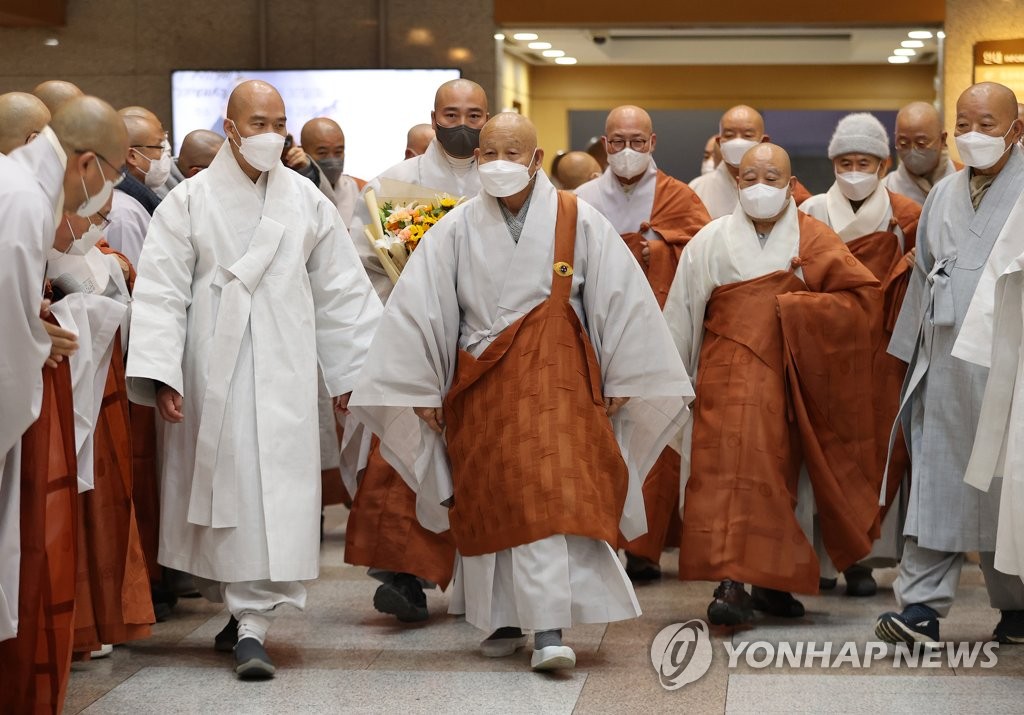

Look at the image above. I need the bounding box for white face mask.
[955,125,1015,170]
[607,147,652,179]
[739,182,790,220]
[136,148,172,189]
[720,138,760,167]
[77,157,115,218]
[835,170,881,201]
[230,120,286,172]
[47,220,110,294]
[478,151,537,197]
[701,158,716,175]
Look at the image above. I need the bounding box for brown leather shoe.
[707,580,754,626]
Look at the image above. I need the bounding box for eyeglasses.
[92,211,111,230]
[75,150,126,187]
[895,138,939,151]
[606,138,650,151]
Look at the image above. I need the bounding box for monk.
[0,94,129,714]
[31,79,83,115]
[882,101,960,206]
[689,105,812,218]
[801,112,920,597]
[405,123,435,159]
[664,143,881,626]
[350,112,691,670]
[555,150,601,190]
[0,91,50,154]
[300,117,366,226]
[576,105,710,581]
[176,129,222,178]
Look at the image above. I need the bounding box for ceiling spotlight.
[542,49,565,58]
[937,31,946,39]
[528,41,552,50]
[555,57,578,65]
[902,40,924,48]
[894,48,916,56]
[888,55,911,64]
[494,33,505,41]
[512,32,539,41]
[908,30,934,39]
[44,37,59,46]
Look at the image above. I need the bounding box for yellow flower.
[406,224,426,244]
[439,196,457,209]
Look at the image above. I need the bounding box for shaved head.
[226,80,286,125]
[32,80,83,114]
[300,117,344,153]
[0,92,51,154]
[119,105,162,126]
[123,114,163,147]
[605,105,653,137]
[177,129,222,177]
[738,143,792,184]
[476,112,543,201]
[897,101,942,135]
[434,79,488,115]
[223,80,287,178]
[406,123,435,158]
[480,112,537,152]
[720,105,766,138]
[50,95,129,213]
[958,81,1019,121]
[955,82,1023,174]
[556,150,602,190]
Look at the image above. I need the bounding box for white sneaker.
[90,644,113,659]
[530,645,576,670]
[480,634,528,657]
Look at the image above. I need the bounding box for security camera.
[592,34,608,45]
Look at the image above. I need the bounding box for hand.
[40,299,78,368]
[604,396,629,418]
[333,392,351,415]
[156,385,184,423]
[414,406,445,434]
[641,240,650,266]
[284,147,310,170]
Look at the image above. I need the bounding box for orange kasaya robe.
[843,191,920,515]
[72,334,155,656]
[0,355,79,714]
[344,437,456,587]
[792,178,813,207]
[617,172,708,564]
[680,213,881,594]
[442,192,629,556]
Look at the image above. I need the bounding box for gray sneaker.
[234,637,276,679]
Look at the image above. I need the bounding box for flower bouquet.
[363,179,464,284]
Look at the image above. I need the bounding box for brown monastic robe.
[680,213,881,594]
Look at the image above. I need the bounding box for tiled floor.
[66,507,1024,714]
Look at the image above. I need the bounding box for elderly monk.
[801,113,921,598]
[689,105,812,218]
[125,80,382,679]
[664,143,881,626]
[0,92,50,154]
[350,112,691,671]
[882,101,960,206]
[301,117,366,226]
[341,79,490,625]
[405,122,435,159]
[0,95,128,713]
[32,79,83,114]
[874,82,1024,647]
[555,150,601,190]
[576,105,710,581]
[177,129,222,178]
[108,111,168,266]
[120,106,181,194]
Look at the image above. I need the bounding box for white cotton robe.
[688,160,740,220]
[125,142,382,584]
[0,128,66,641]
[349,171,692,632]
[882,158,958,207]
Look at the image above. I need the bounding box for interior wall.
[499,49,531,115]
[529,64,937,171]
[0,0,497,143]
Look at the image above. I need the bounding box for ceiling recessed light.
[555,57,577,65]
[44,37,58,46]
[902,40,924,48]
[908,30,934,39]
[494,33,505,41]
[528,41,552,50]
[512,32,539,41]
[937,31,946,39]
[894,48,916,56]
[888,55,911,64]
[542,49,565,58]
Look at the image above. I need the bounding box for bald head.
[32,80,83,114]
[177,129,223,177]
[955,82,1023,173]
[557,151,602,190]
[300,117,344,153]
[720,105,766,138]
[226,80,286,125]
[223,80,287,177]
[0,92,51,154]
[50,96,129,214]
[895,101,946,176]
[605,105,653,137]
[897,101,942,135]
[406,123,435,159]
[738,143,792,186]
[119,105,162,125]
[434,79,488,116]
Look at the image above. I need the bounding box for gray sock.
[534,629,562,650]
[486,626,523,641]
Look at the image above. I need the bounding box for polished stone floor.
[67,506,1024,714]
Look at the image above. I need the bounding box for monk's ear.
[429,110,437,131]
[648,133,657,153]
[761,134,771,144]
[940,130,948,146]
[715,135,722,146]
[473,147,481,162]
[533,147,545,169]
[788,176,797,193]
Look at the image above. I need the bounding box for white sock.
[236,611,272,645]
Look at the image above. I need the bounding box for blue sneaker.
[875,603,940,645]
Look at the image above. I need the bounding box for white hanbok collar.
[825,181,891,242]
[723,198,801,281]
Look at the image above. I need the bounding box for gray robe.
[889,147,1024,553]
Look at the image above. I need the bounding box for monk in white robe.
[689,105,812,219]
[875,82,1024,647]
[577,105,710,581]
[301,117,365,226]
[883,101,960,206]
[405,123,435,159]
[801,112,921,598]
[342,79,489,624]
[350,113,691,671]
[125,80,382,679]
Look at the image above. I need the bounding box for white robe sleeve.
[663,224,716,377]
